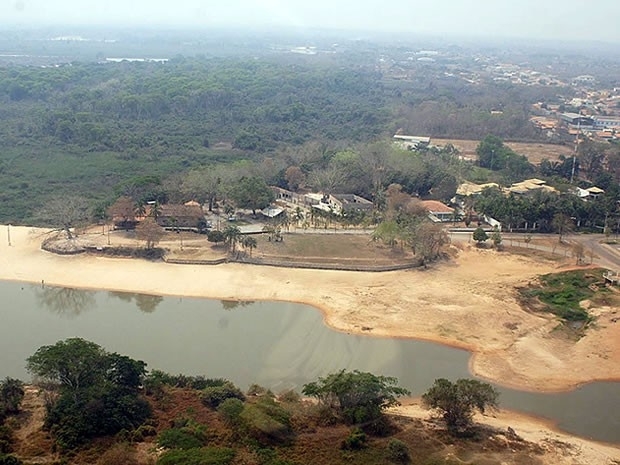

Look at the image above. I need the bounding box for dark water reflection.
[35,286,97,318]
[109,291,164,313]
[1,281,618,443]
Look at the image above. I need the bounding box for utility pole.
[7,224,11,246]
[570,120,580,184]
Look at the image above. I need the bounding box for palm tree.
[242,236,257,257]
[293,207,305,229]
[223,225,241,253]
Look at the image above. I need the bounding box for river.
[0,281,618,443]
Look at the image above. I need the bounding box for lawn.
[254,232,413,265]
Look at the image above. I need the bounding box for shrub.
[96,443,140,465]
[341,427,367,450]
[157,428,204,450]
[217,398,245,427]
[156,447,235,465]
[240,398,292,445]
[247,384,273,397]
[0,455,22,465]
[277,389,300,403]
[0,426,13,454]
[387,438,410,463]
[131,424,157,442]
[201,382,245,409]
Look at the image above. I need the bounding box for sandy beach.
[1,225,619,463]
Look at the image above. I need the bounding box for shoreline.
[1,226,619,394]
[391,400,620,464]
[2,226,620,461]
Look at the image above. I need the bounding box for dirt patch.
[434,138,572,165]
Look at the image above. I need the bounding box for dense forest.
[0,56,560,223]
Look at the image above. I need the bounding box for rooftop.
[420,200,454,214]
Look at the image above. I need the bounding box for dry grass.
[7,386,587,465]
[255,233,413,264]
[434,138,573,165]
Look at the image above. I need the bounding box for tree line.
[0,55,567,224]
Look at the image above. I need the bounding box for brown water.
[0,281,618,443]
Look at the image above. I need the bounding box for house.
[560,113,594,128]
[455,182,500,197]
[270,186,306,204]
[261,206,285,219]
[592,116,620,130]
[309,193,373,215]
[393,134,431,150]
[157,204,205,230]
[328,194,374,215]
[420,200,455,223]
[506,178,558,196]
[574,186,605,200]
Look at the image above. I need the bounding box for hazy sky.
[2,0,620,43]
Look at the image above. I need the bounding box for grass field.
[255,232,413,264]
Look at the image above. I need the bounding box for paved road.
[450,231,620,270]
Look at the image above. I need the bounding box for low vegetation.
[519,268,615,322]
[0,339,539,465]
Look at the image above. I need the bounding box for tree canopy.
[228,176,274,215]
[26,338,151,450]
[302,370,410,425]
[422,378,499,434]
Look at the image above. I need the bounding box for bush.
[156,447,235,465]
[0,455,22,465]
[201,382,245,409]
[340,427,367,450]
[387,438,410,463]
[277,389,300,403]
[0,426,13,454]
[240,398,293,445]
[217,398,245,427]
[96,443,140,465]
[247,384,273,397]
[131,424,157,442]
[157,428,205,450]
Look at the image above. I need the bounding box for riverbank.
[391,401,620,465]
[3,226,619,393]
[1,227,620,451]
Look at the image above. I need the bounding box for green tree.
[302,370,410,425]
[472,227,489,246]
[0,378,24,417]
[207,229,225,245]
[422,378,499,434]
[552,213,574,243]
[26,338,151,450]
[386,438,410,464]
[476,135,507,170]
[229,176,274,215]
[201,381,245,409]
[241,236,257,257]
[490,226,503,249]
[372,220,402,248]
[223,225,241,253]
[26,338,108,392]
